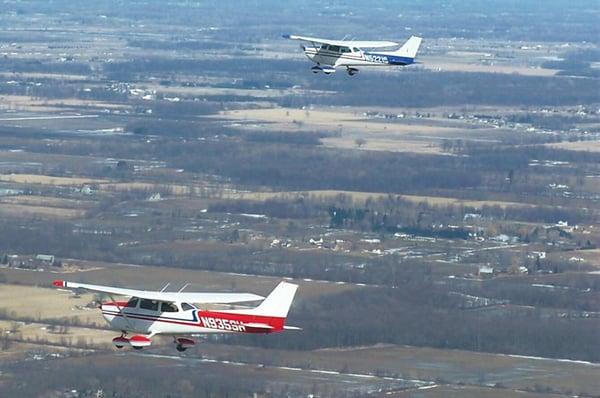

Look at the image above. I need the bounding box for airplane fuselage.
[302,44,414,68]
[101,301,283,335]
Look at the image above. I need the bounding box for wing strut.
[160,283,171,292]
[106,293,134,331]
[178,283,190,293]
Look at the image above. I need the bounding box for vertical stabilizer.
[394,36,422,59]
[251,281,298,318]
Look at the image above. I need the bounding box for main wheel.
[176,344,187,352]
[132,346,144,350]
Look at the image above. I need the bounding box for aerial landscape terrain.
[0,0,599,397]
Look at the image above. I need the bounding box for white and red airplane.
[52,279,299,352]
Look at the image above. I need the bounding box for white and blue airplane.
[283,34,422,76]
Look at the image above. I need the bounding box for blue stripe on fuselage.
[365,52,414,66]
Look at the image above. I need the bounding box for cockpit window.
[139,299,159,311]
[161,302,178,312]
[352,47,360,53]
[125,298,139,308]
[181,302,196,311]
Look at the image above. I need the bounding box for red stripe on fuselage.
[201,310,285,332]
[101,308,284,332]
[103,301,130,308]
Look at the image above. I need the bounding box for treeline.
[448,277,600,313]
[506,113,600,131]
[125,118,327,145]
[328,205,470,239]
[102,57,301,81]
[0,58,91,75]
[209,194,594,233]
[209,198,323,219]
[171,140,486,192]
[0,80,127,102]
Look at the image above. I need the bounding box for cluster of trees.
[328,205,470,239]
[209,197,322,219]
[506,113,600,131]
[542,49,600,78]
[0,354,279,398]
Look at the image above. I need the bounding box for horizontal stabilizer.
[283,325,302,331]
[243,322,275,333]
[244,322,274,329]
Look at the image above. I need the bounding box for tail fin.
[251,281,298,318]
[394,36,422,59]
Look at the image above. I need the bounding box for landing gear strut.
[113,333,128,349]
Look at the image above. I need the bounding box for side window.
[125,298,139,308]
[181,303,195,311]
[161,302,178,312]
[329,45,340,53]
[341,47,350,53]
[139,299,159,311]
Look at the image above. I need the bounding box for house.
[478,265,494,278]
[35,254,55,263]
[529,251,546,259]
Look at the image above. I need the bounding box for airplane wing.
[52,280,264,304]
[283,34,398,49]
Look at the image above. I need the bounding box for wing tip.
[52,279,65,288]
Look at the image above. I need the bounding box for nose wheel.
[347,67,359,76]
